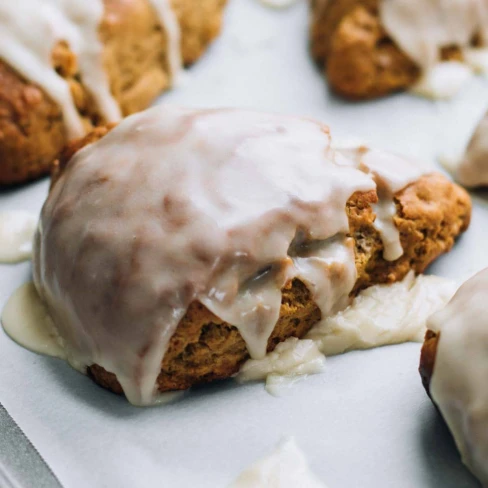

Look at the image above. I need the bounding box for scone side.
[353,173,471,292]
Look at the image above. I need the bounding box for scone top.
[33,105,423,405]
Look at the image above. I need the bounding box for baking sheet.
[1,1,487,486]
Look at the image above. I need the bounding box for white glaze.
[454,112,488,188]
[363,149,423,261]
[31,106,425,405]
[238,272,455,396]
[335,146,424,262]
[147,0,183,85]
[0,0,119,139]
[380,0,488,99]
[307,272,457,356]
[411,62,473,100]
[2,282,67,360]
[236,337,326,396]
[0,211,37,264]
[429,268,488,487]
[0,0,181,138]
[228,438,326,488]
[371,200,402,261]
[2,281,187,406]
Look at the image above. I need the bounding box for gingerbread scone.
[420,268,488,487]
[310,0,488,100]
[0,0,226,185]
[4,106,470,406]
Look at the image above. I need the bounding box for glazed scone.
[310,0,488,100]
[420,269,488,486]
[0,0,226,185]
[29,106,470,405]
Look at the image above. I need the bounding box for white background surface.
[1,1,488,486]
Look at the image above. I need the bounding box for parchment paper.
[0,1,487,486]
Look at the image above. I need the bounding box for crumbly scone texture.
[51,126,472,396]
[310,0,464,100]
[0,0,227,185]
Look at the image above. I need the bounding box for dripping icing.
[0,211,37,264]
[236,272,456,395]
[2,282,67,360]
[2,281,188,405]
[0,0,119,139]
[147,0,183,85]
[4,272,455,400]
[334,146,423,261]
[0,0,182,138]
[29,106,426,405]
[380,0,488,98]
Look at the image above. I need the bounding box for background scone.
[420,269,488,486]
[447,111,488,188]
[0,0,226,185]
[310,0,488,100]
[33,106,470,406]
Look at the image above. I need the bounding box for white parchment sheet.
[0,1,487,486]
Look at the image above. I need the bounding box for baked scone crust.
[52,127,471,395]
[310,0,463,100]
[419,329,438,396]
[0,0,226,185]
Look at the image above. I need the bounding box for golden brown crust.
[353,171,471,292]
[419,329,439,396]
[310,0,463,100]
[0,62,66,185]
[59,125,472,396]
[0,0,227,185]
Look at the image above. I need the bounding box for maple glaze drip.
[333,146,423,261]
[381,0,488,70]
[0,211,37,264]
[380,0,488,97]
[30,106,425,405]
[147,0,183,85]
[2,282,67,361]
[0,0,182,138]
